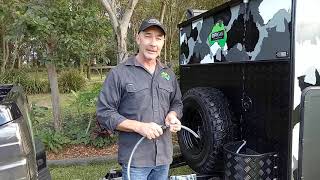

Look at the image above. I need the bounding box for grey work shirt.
[96,56,183,167]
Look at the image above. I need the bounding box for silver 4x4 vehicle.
[0,85,51,180]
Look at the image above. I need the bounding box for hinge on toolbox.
[273,153,279,180]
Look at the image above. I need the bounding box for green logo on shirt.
[160,72,170,81]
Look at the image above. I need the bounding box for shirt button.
[154,109,158,112]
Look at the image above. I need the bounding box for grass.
[28,93,75,108]
[169,165,195,176]
[50,161,120,180]
[27,73,105,112]
[50,161,194,180]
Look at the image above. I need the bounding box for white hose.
[236,140,247,154]
[127,125,199,180]
[181,125,200,139]
[127,136,145,180]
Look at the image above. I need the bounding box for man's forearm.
[116,119,142,132]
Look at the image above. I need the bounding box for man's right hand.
[135,122,163,140]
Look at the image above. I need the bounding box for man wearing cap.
[97,18,183,180]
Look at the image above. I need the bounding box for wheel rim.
[180,100,206,156]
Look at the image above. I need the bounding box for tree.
[0,0,24,73]
[8,0,114,131]
[100,0,139,64]
[0,0,225,132]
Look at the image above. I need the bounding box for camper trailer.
[177,0,320,179]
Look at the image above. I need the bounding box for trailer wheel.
[178,87,234,174]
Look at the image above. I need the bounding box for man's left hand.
[165,111,181,133]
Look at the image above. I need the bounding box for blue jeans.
[121,164,169,180]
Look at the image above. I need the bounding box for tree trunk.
[164,38,167,63]
[86,58,91,80]
[47,63,62,132]
[160,1,167,23]
[10,39,20,71]
[116,29,128,64]
[133,27,136,53]
[32,48,38,68]
[160,1,167,63]
[1,39,9,73]
[17,55,21,69]
[100,0,139,64]
[168,0,174,65]
[80,62,84,74]
[46,39,61,132]
[1,38,5,73]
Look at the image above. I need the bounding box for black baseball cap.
[138,18,166,36]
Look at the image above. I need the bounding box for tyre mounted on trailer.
[178,87,235,173]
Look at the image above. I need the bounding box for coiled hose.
[127,125,200,180]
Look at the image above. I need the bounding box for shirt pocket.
[125,83,149,93]
[158,82,173,107]
[123,83,150,111]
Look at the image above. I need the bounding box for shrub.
[71,83,102,113]
[58,69,86,93]
[0,69,49,94]
[30,104,51,131]
[36,129,70,153]
[22,76,49,94]
[62,111,117,148]
[31,83,116,151]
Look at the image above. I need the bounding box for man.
[96,18,183,180]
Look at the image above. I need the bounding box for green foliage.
[30,103,50,130]
[30,83,116,151]
[58,69,86,93]
[173,65,180,80]
[91,136,114,148]
[62,110,117,149]
[63,84,116,148]
[22,77,49,94]
[0,69,49,94]
[36,130,70,153]
[1,0,116,75]
[71,83,102,113]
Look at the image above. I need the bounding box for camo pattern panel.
[180,0,292,65]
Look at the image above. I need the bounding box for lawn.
[50,161,120,180]
[50,162,194,180]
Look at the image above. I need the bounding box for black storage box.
[223,141,278,180]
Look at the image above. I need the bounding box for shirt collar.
[124,56,168,70]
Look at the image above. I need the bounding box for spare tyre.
[178,87,235,174]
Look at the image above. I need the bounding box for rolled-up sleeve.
[169,76,183,119]
[96,69,126,132]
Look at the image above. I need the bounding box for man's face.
[136,26,165,61]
